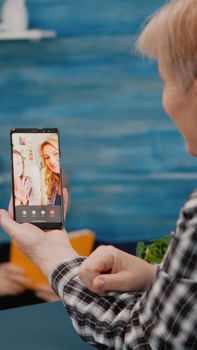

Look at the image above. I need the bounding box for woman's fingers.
[1,281,25,296]
[8,274,32,288]
[0,209,22,240]
[93,271,132,295]
[8,196,13,218]
[20,177,24,186]
[0,263,31,296]
[1,263,32,288]
[3,262,24,275]
[62,187,69,218]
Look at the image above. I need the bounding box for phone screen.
[10,128,64,229]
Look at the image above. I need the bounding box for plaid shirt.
[51,191,197,349]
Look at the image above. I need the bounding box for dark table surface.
[0,301,95,350]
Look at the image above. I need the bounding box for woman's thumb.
[94,271,128,292]
[0,209,20,239]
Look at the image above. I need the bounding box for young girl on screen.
[13,150,32,206]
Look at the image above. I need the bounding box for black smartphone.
[10,128,64,229]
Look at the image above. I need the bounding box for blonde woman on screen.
[40,135,61,206]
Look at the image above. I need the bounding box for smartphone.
[10,128,64,229]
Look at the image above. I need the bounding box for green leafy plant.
[136,235,172,264]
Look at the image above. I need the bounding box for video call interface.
[11,132,62,223]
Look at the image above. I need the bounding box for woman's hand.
[14,177,32,205]
[0,189,78,279]
[34,284,59,302]
[79,246,157,296]
[0,263,32,297]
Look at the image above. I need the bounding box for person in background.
[0,263,31,298]
[0,0,197,348]
[0,246,58,310]
[39,135,61,206]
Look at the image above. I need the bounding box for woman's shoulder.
[175,189,197,238]
[184,189,197,209]
[178,189,197,226]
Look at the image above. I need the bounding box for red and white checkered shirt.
[51,191,197,349]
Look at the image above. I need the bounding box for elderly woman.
[0,0,196,348]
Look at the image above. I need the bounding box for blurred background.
[0,0,197,247]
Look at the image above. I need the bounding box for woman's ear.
[192,79,197,96]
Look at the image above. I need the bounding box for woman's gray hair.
[135,0,197,92]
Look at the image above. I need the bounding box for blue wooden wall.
[0,0,197,243]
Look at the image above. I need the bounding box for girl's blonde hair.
[135,0,197,92]
[40,135,60,200]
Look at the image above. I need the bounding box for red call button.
[49,209,56,216]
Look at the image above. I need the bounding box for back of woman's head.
[135,0,197,92]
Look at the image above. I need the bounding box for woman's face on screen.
[13,153,23,178]
[42,144,60,174]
